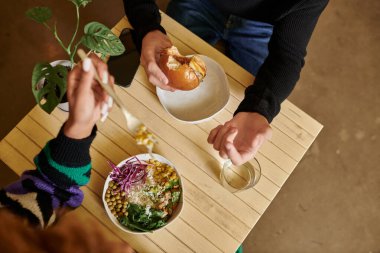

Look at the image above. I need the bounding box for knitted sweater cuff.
[234,85,281,123]
[49,124,97,168]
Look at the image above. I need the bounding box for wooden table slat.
[1,140,34,174]
[165,218,223,253]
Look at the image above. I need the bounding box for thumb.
[162,38,172,48]
[225,142,243,166]
[264,126,273,140]
[147,61,169,85]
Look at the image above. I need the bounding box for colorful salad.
[104,156,182,232]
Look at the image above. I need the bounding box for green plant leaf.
[26,7,52,24]
[31,63,68,114]
[69,0,92,7]
[81,22,125,56]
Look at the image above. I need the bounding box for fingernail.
[161,77,168,84]
[100,112,109,122]
[107,97,113,108]
[82,58,92,72]
[100,103,109,122]
[101,103,108,115]
[102,72,108,84]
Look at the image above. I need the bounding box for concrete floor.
[1,0,379,252]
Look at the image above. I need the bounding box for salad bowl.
[102,153,184,234]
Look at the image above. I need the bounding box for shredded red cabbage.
[108,156,148,193]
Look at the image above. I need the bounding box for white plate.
[102,153,184,234]
[156,55,230,124]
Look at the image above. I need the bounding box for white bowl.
[102,153,184,234]
[156,55,230,124]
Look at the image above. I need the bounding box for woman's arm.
[0,55,113,228]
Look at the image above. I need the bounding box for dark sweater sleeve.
[123,0,167,52]
[235,0,329,122]
[0,125,96,228]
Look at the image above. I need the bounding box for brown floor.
[1,0,379,252]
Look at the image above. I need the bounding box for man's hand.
[64,54,114,139]
[141,30,175,91]
[207,112,272,165]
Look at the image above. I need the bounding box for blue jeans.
[167,0,273,76]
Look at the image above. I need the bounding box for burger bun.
[158,46,206,91]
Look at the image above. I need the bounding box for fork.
[77,49,156,157]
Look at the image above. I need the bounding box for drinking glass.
[220,158,261,192]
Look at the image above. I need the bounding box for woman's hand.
[64,54,114,139]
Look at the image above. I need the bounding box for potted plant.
[26,0,125,113]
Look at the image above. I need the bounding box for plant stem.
[68,5,80,62]
[43,22,70,56]
[70,40,82,64]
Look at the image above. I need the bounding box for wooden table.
[0,14,322,253]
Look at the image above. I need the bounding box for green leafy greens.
[165,179,180,190]
[119,203,167,232]
[171,191,181,204]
